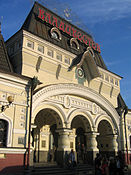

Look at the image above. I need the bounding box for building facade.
[0,1,131,173]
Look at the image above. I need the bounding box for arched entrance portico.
[71,114,92,163]
[32,108,62,163]
[97,119,118,158]
[32,84,120,165]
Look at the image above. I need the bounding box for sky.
[0,0,131,108]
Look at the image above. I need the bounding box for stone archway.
[33,108,62,163]
[97,119,118,157]
[71,114,93,164]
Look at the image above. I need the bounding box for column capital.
[56,128,72,135]
[85,131,99,136]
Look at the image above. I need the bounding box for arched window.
[0,119,8,147]
[70,38,79,50]
[50,27,62,41]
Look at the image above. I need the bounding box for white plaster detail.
[64,95,71,108]
[33,84,120,131]
[13,129,26,134]
[47,95,106,115]
[0,148,26,154]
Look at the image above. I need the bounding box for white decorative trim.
[23,30,76,57]
[13,129,26,134]
[47,95,106,115]
[0,148,26,154]
[33,84,120,129]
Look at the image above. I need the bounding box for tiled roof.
[21,2,107,70]
[0,33,13,72]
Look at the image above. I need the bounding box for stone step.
[29,164,95,175]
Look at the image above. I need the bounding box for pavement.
[128,165,131,175]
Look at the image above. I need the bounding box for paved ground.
[128,165,131,175]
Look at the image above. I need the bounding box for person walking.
[68,149,76,169]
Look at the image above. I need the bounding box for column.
[120,112,126,151]
[56,128,71,166]
[57,128,71,151]
[85,132,99,164]
[110,134,118,154]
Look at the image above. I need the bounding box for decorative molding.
[47,94,106,115]
[0,148,26,154]
[13,129,26,134]
[33,84,120,128]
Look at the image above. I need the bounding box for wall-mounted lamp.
[1,96,14,112]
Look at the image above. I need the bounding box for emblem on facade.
[76,68,84,79]
[64,95,71,108]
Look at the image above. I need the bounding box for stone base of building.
[0,148,27,174]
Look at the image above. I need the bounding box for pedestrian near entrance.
[76,142,81,163]
[95,153,102,175]
[101,157,109,175]
[68,149,77,169]
[81,144,86,163]
[116,156,124,175]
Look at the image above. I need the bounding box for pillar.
[56,128,71,166]
[85,132,99,164]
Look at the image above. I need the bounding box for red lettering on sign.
[82,35,88,45]
[91,40,96,50]
[59,21,65,32]
[72,28,77,38]
[52,16,58,28]
[45,12,51,24]
[38,8,45,20]
[96,43,101,53]
[77,32,82,41]
[65,24,71,35]
[38,8,101,52]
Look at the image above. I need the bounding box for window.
[72,41,77,49]
[70,38,79,50]
[27,40,34,49]
[50,27,62,41]
[42,140,46,148]
[18,137,24,145]
[56,53,62,61]
[110,77,114,84]
[38,45,44,53]
[47,49,53,57]
[64,57,70,64]
[51,32,59,40]
[115,79,118,86]
[0,119,8,147]
[100,73,104,79]
[105,74,109,82]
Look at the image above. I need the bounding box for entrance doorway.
[97,120,116,157]
[71,115,91,163]
[32,108,61,163]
